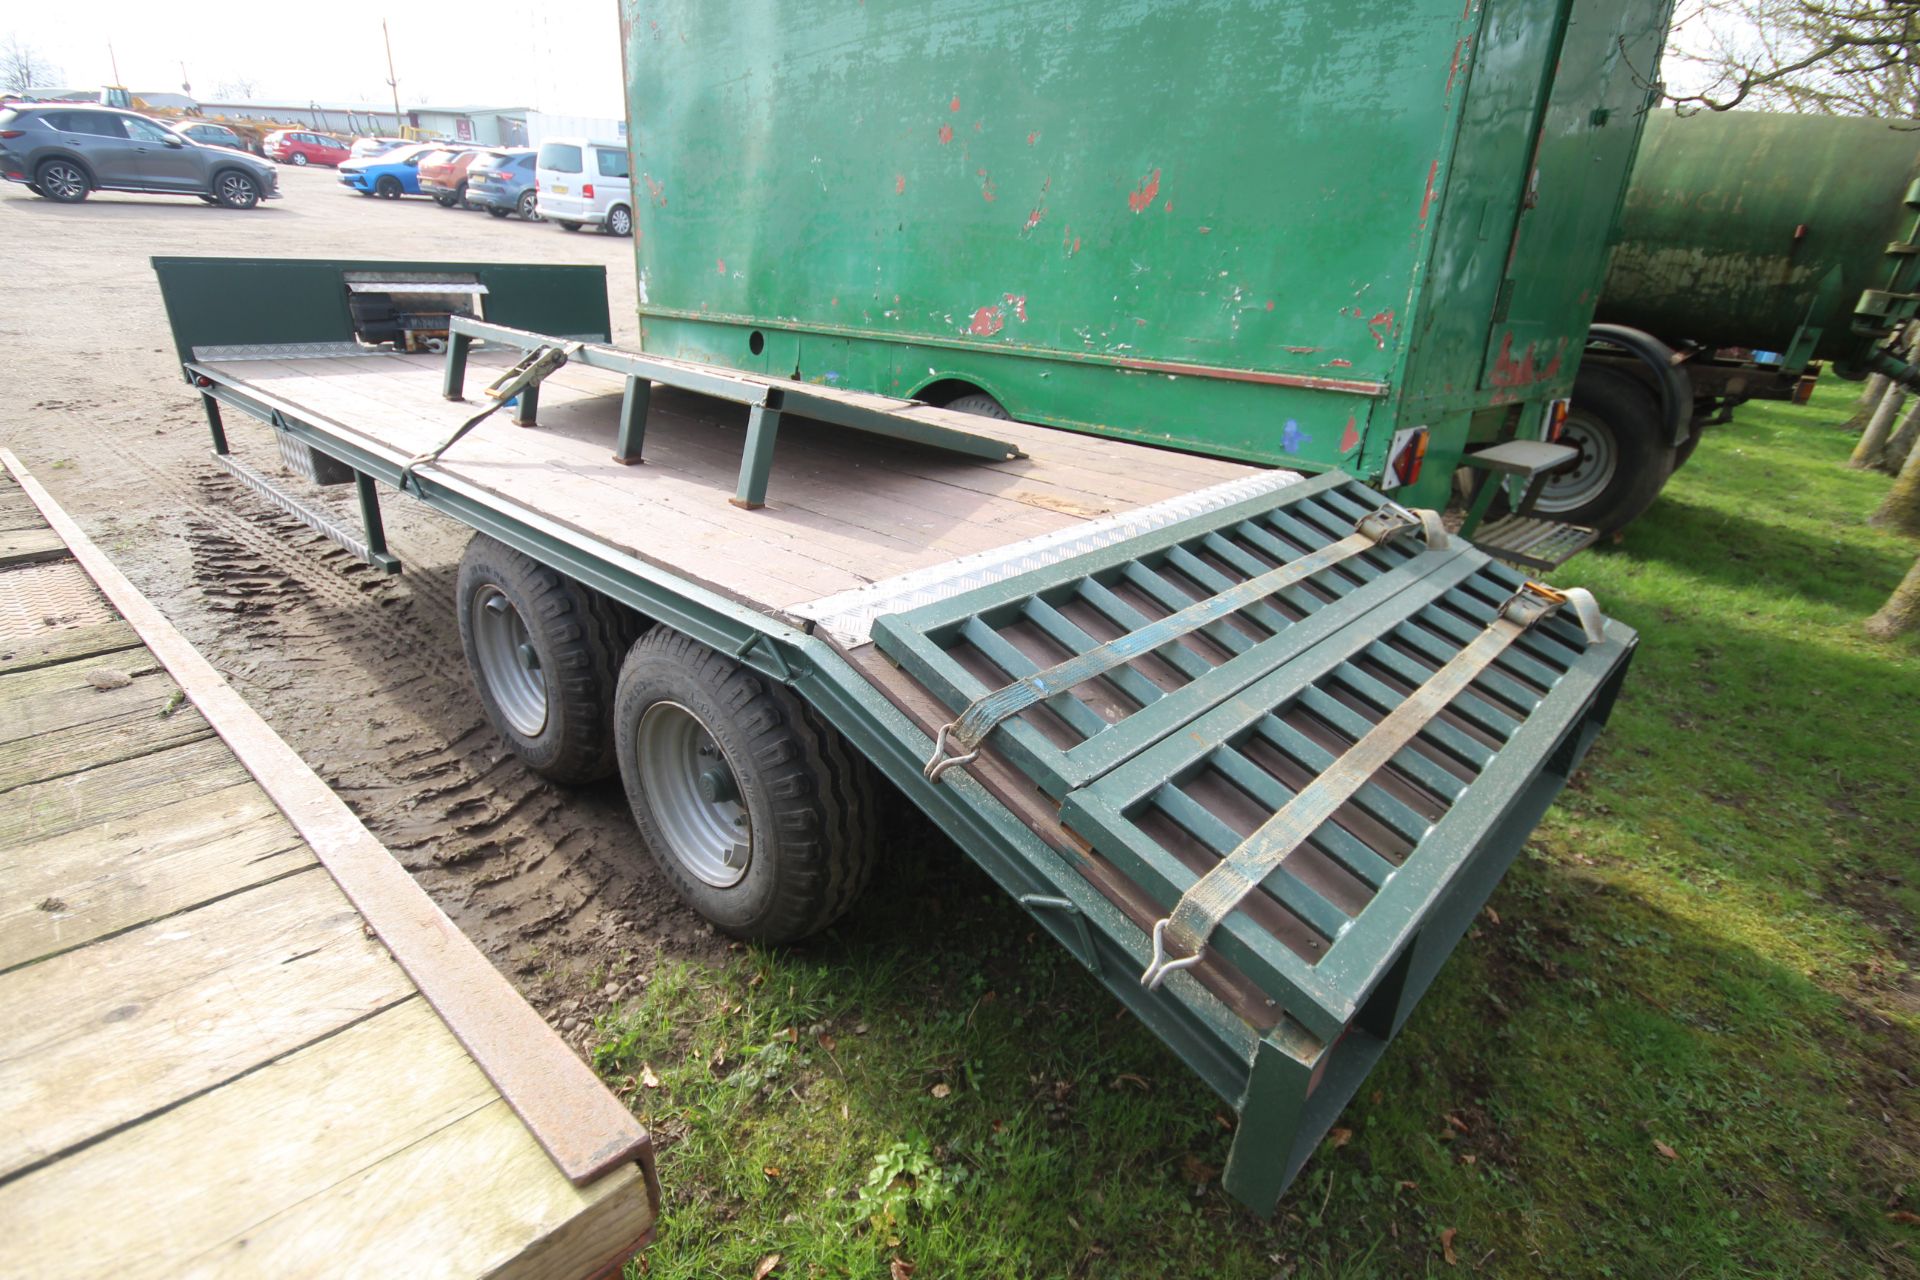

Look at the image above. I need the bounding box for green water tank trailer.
[1550,109,1920,526]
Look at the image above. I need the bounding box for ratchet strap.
[1140,579,1605,990]
[922,503,1450,783]
[399,341,579,493]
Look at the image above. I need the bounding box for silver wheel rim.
[219,173,255,206]
[519,192,539,219]
[610,208,631,235]
[1533,414,1618,515]
[472,585,547,737]
[292,153,308,165]
[41,163,84,200]
[636,701,750,888]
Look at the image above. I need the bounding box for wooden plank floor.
[207,349,1266,614]
[0,466,656,1279]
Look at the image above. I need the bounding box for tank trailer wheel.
[613,627,879,942]
[1532,366,1676,535]
[455,533,633,784]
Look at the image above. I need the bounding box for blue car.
[337,143,436,198]
[466,149,540,220]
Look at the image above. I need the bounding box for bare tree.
[215,77,259,100]
[1866,552,1920,637]
[1,33,60,93]
[1667,0,1920,115]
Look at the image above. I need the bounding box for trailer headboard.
[150,257,612,372]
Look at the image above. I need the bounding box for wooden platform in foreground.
[0,455,657,1279]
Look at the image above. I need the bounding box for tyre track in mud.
[54,397,724,1002]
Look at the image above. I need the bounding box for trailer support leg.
[202,393,229,455]
[442,331,472,401]
[731,401,781,509]
[354,471,403,574]
[514,385,540,428]
[613,376,652,465]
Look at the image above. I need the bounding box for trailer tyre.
[1533,366,1675,535]
[613,627,879,943]
[456,534,634,785]
[944,391,1012,419]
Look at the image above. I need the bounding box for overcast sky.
[8,2,626,114]
[13,4,1731,118]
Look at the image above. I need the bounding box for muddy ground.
[1,164,733,1035]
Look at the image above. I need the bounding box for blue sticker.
[1281,419,1311,454]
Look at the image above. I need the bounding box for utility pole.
[382,20,403,137]
[107,42,121,86]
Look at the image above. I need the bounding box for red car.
[265,130,351,167]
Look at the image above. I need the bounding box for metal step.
[1468,514,1597,570]
[211,452,401,574]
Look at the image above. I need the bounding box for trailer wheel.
[456,534,633,784]
[613,627,879,942]
[1532,366,1675,535]
[944,391,1011,419]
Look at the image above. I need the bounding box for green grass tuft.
[600,384,1917,1278]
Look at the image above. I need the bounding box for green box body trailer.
[622,0,1676,548]
[146,0,1662,1216]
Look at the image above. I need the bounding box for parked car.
[0,103,280,207]
[337,143,437,198]
[534,137,632,235]
[171,121,247,151]
[419,146,493,208]
[466,148,539,220]
[266,130,350,167]
[348,136,408,162]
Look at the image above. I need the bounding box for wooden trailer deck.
[0,453,658,1278]
[197,346,1271,619]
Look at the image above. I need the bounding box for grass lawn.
[595,384,1919,1278]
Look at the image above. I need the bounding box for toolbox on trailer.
[154,257,1634,1213]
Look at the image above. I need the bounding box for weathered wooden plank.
[0,734,249,846]
[0,781,310,971]
[0,865,411,1179]
[0,997,653,1280]
[4,448,655,1189]
[0,699,215,793]
[0,526,65,567]
[0,645,166,741]
[0,617,142,675]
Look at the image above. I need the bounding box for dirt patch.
[0,171,729,1022]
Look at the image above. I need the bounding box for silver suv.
[0,104,281,208]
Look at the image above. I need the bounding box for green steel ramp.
[859,470,1634,1211]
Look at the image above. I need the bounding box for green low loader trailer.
[1581,109,1920,487]
[622,0,1678,553]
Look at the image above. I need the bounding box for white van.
[534,138,633,236]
